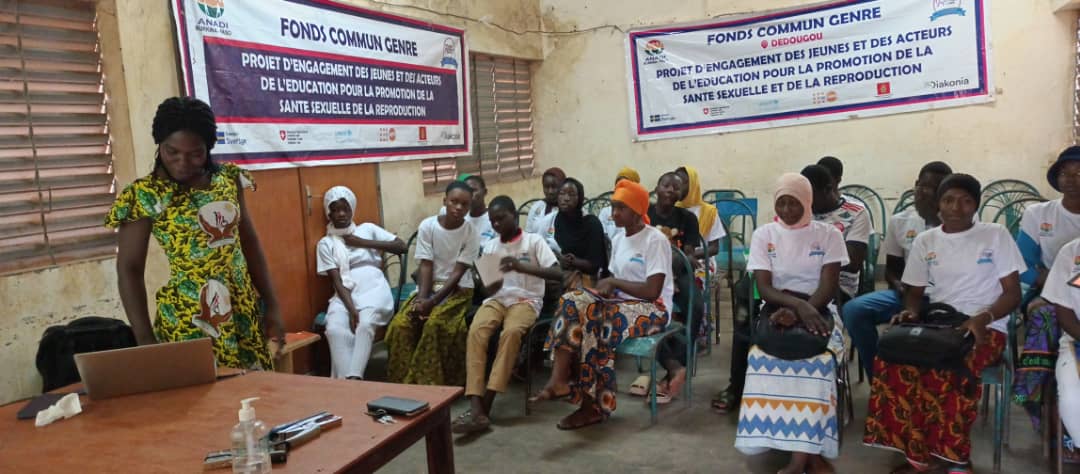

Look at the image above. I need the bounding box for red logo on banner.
[388,128,396,142]
[279,130,286,141]
[877,82,891,96]
[419,126,427,140]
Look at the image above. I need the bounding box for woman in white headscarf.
[316,186,407,379]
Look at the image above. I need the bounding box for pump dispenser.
[231,397,271,473]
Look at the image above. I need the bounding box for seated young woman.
[317,186,406,380]
[529,179,672,430]
[863,174,1024,474]
[385,181,480,385]
[1036,235,1080,461]
[599,167,640,240]
[733,173,848,474]
[1014,147,1080,426]
[553,177,607,287]
[525,167,566,246]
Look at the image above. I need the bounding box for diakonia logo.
[197,0,225,18]
[645,39,664,56]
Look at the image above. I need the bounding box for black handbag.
[752,291,834,360]
[877,302,974,371]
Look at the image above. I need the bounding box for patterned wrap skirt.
[546,289,669,418]
[863,330,1006,467]
[1013,304,1061,430]
[385,288,474,386]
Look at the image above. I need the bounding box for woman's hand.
[410,297,435,320]
[595,277,617,297]
[794,301,829,336]
[349,309,360,332]
[769,307,798,327]
[559,253,579,270]
[959,315,990,346]
[260,301,286,359]
[500,256,519,273]
[890,309,918,325]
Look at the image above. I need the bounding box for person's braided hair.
[152,96,219,177]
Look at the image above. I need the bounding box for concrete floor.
[366,291,1074,473]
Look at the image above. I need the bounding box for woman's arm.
[325,268,360,329]
[418,262,469,315]
[237,180,285,344]
[693,240,720,259]
[1054,304,1080,341]
[960,272,1021,345]
[342,235,407,254]
[598,273,665,301]
[116,219,155,345]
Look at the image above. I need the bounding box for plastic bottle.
[231,397,271,473]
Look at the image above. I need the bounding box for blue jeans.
[842,289,902,378]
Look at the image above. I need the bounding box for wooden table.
[0,372,462,473]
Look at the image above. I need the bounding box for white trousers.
[325,266,393,379]
[1058,336,1080,440]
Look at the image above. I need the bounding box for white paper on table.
[473,252,506,287]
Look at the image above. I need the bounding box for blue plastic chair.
[614,245,697,423]
[702,188,746,203]
[712,198,758,277]
[979,312,1020,473]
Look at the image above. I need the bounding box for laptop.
[74,338,218,400]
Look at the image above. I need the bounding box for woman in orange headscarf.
[529,180,673,430]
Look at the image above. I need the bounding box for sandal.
[556,406,604,430]
[652,389,673,405]
[450,410,490,434]
[628,375,650,397]
[711,387,740,413]
[666,368,687,399]
[528,386,571,405]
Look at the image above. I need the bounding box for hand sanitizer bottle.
[231,397,271,473]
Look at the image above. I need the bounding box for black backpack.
[35,316,137,392]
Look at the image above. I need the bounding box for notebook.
[74,338,217,400]
[367,396,429,417]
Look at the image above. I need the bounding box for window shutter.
[422,53,534,193]
[0,0,115,275]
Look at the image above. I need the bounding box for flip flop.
[451,410,491,434]
[666,368,687,399]
[556,407,604,430]
[652,389,673,405]
[628,375,650,396]
[711,387,739,413]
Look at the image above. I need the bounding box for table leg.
[425,407,455,474]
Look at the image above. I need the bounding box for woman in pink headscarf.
[733,173,849,474]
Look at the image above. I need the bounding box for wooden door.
[244,168,311,372]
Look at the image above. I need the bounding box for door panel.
[244,168,310,373]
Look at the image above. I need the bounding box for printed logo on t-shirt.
[808,242,825,257]
[1040,222,1054,237]
[481,229,497,241]
[629,253,646,265]
[977,248,994,265]
[766,243,777,258]
[925,252,939,266]
[831,222,846,233]
[904,229,918,243]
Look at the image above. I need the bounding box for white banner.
[626,0,991,141]
[172,0,469,169]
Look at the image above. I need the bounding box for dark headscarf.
[554,178,607,272]
[543,167,566,183]
[937,173,981,208]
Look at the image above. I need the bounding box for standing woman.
[529,179,672,429]
[734,173,848,474]
[553,177,607,286]
[107,97,285,369]
[863,174,1023,474]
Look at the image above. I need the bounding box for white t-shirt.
[902,222,1026,333]
[525,200,558,245]
[884,208,933,259]
[1037,237,1080,344]
[748,221,850,296]
[414,215,480,289]
[438,206,498,247]
[316,223,397,274]
[686,205,728,243]
[609,225,674,312]
[813,197,872,297]
[1019,199,1080,269]
[599,206,619,241]
[481,232,559,313]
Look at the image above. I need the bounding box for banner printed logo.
[440,38,459,68]
[197,0,225,18]
[930,0,965,21]
[645,40,665,56]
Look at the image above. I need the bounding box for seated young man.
[842,161,951,378]
[452,196,561,434]
[801,164,871,303]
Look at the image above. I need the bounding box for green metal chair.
[894,189,915,214]
[517,198,544,228]
[583,197,610,216]
[990,196,1047,237]
[614,245,698,423]
[981,179,1041,201]
[840,184,888,296]
[713,198,757,342]
[595,190,614,201]
[703,188,746,203]
[978,312,1020,473]
[389,231,419,313]
[980,190,1044,223]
